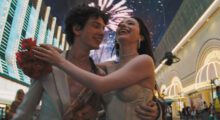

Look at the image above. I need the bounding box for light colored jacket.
[13,53,72,120]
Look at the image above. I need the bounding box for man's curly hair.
[65,5,109,45]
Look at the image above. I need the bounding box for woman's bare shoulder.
[132,55,154,64]
[126,55,155,71]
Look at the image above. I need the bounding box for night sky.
[44,0,183,62]
[44,0,183,46]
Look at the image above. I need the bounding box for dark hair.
[113,17,155,61]
[65,5,109,45]
[216,86,220,91]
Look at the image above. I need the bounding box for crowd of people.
[179,88,220,120]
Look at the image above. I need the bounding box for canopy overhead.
[195,62,220,89]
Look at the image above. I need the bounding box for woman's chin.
[117,36,129,41]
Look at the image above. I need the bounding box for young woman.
[33,17,156,120]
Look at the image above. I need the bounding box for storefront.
[156,1,220,119]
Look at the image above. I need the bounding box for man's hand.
[135,101,159,120]
[76,105,98,120]
[52,45,63,53]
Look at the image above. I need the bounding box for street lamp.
[160,51,180,66]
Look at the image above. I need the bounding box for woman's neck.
[119,46,138,63]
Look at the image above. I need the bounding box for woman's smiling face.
[116,17,141,43]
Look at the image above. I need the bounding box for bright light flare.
[89,0,133,31]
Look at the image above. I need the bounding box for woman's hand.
[33,44,64,66]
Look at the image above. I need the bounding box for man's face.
[78,17,106,50]
[17,90,24,101]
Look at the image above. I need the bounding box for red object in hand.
[16,38,52,79]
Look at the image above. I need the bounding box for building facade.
[155,0,220,119]
[0,0,68,109]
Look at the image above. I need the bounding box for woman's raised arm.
[33,44,155,94]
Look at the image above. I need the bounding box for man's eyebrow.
[92,21,101,25]
[92,21,106,27]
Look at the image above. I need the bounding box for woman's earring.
[138,39,141,49]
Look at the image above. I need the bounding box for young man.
[13,5,159,120]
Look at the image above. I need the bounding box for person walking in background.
[191,106,197,120]
[208,103,215,120]
[204,101,209,111]
[200,101,209,120]
[166,105,172,120]
[182,106,191,120]
[14,89,25,103]
[7,89,25,119]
